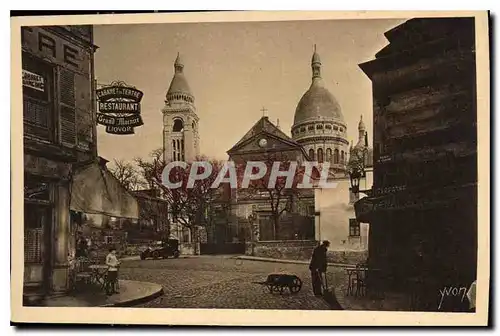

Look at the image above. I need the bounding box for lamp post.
[348,145,370,196]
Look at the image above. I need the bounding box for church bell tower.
[162,53,200,162]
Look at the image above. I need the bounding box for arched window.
[341,151,345,164]
[173,119,184,132]
[326,148,332,162]
[334,149,339,164]
[308,148,315,160]
[317,148,324,163]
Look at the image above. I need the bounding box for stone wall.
[327,249,368,265]
[245,240,368,265]
[180,242,199,255]
[247,240,318,261]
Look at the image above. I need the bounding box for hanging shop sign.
[96,81,144,135]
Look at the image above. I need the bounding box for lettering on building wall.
[96,81,144,135]
[22,69,45,92]
[21,27,88,73]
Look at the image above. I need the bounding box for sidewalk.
[233,255,356,268]
[40,280,163,307]
[331,273,411,311]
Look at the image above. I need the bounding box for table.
[89,264,108,289]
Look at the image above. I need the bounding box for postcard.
[11,10,490,326]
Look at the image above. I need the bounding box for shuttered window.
[59,68,76,146]
[24,203,51,264]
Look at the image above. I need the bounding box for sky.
[93,18,405,163]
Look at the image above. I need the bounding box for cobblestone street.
[118,256,344,310]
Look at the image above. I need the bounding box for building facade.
[291,48,373,261]
[162,53,200,163]
[224,116,316,258]
[356,18,477,311]
[315,116,373,255]
[22,25,98,299]
[22,25,140,304]
[291,46,350,174]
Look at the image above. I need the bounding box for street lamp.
[349,169,362,195]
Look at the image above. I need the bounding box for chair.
[74,257,93,289]
[351,263,367,296]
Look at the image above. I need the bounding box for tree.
[135,148,227,251]
[233,153,317,240]
[108,159,141,191]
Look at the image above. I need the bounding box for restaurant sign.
[96,81,144,135]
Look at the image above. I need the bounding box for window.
[325,124,332,130]
[333,126,339,131]
[308,125,314,131]
[307,205,315,217]
[317,148,324,163]
[316,124,323,130]
[104,236,113,244]
[172,119,184,132]
[334,149,340,164]
[341,151,345,164]
[22,52,55,142]
[349,219,360,237]
[24,204,49,264]
[326,148,332,162]
[308,148,315,160]
[300,127,305,133]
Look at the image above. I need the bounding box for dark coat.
[309,245,327,272]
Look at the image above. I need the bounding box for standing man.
[309,240,330,296]
[105,247,121,295]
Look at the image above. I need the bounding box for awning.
[70,162,139,220]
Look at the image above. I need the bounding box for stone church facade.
[159,49,372,259]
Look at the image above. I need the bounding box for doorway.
[24,202,53,293]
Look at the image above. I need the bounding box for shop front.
[23,155,139,303]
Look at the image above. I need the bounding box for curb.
[99,281,164,307]
[233,256,356,268]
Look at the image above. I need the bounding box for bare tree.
[134,149,227,250]
[234,153,317,240]
[108,159,141,191]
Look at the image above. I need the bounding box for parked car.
[140,239,180,260]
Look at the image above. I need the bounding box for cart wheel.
[173,251,180,258]
[265,284,273,293]
[278,286,286,295]
[289,277,303,294]
[152,251,160,259]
